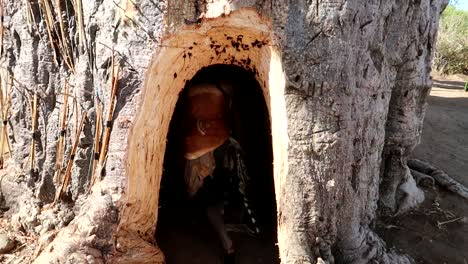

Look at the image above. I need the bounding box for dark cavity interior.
[156,64,279,263]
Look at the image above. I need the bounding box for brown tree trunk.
[0,0,447,263]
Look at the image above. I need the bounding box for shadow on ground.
[377,187,468,264]
[390,78,468,264]
[412,85,468,187]
[432,79,466,90]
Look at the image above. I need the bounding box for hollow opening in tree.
[156,64,279,263]
[117,10,288,262]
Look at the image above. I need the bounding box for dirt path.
[379,74,468,264]
[412,74,468,187]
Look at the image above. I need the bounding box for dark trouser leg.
[205,203,234,254]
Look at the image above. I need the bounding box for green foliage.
[433,5,468,75]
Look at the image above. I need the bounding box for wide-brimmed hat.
[184,83,229,160]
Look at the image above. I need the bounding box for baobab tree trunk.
[0,0,447,263]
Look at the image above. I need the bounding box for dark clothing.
[193,139,240,207]
[188,137,260,234]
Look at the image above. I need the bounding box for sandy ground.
[412,74,468,187]
[0,218,37,264]
[378,74,468,264]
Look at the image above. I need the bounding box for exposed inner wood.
[116,9,288,261]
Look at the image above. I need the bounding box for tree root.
[410,169,435,188]
[32,183,118,264]
[408,159,468,199]
[337,229,413,264]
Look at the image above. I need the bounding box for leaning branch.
[408,159,468,199]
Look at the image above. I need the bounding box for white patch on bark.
[396,167,425,214]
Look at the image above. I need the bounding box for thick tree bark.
[0,0,447,263]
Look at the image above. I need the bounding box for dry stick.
[73,0,93,73]
[0,0,4,56]
[112,0,153,40]
[3,75,13,156]
[74,0,86,51]
[88,99,102,191]
[53,82,70,185]
[54,111,87,203]
[408,159,468,200]
[94,60,120,185]
[24,0,35,32]
[437,217,465,229]
[39,0,59,65]
[0,73,5,168]
[2,91,11,156]
[73,92,79,138]
[63,0,76,61]
[0,73,11,168]
[58,92,79,192]
[54,0,75,72]
[39,0,75,72]
[29,92,38,176]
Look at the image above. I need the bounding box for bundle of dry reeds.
[53,81,70,185]
[89,98,102,190]
[0,72,12,168]
[38,0,75,73]
[54,111,87,203]
[5,74,43,175]
[74,0,86,52]
[24,0,36,33]
[0,0,4,56]
[89,53,120,190]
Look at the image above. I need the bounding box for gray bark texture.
[0,0,447,263]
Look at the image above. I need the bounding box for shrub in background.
[433,5,468,75]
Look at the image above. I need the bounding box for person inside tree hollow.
[183,81,259,263]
